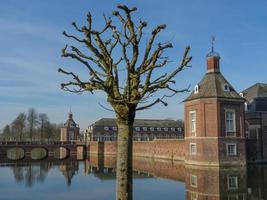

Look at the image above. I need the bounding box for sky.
[0,0,267,130]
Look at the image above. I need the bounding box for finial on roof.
[68,107,73,120]
[206,35,220,58]
[211,35,215,53]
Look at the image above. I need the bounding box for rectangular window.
[225,110,236,136]
[228,176,238,189]
[163,127,168,131]
[227,143,237,156]
[189,111,196,136]
[190,175,197,187]
[190,192,198,200]
[190,143,197,155]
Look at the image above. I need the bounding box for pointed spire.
[68,107,73,119]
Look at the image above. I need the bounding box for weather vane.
[211,35,215,53]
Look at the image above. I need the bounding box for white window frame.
[227,175,238,190]
[157,127,161,131]
[194,85,199,94]
[190,143,197,155]
[190,175,198,188]
[135,127,140,131]
[142,127,147,131]
[190,192,198,200]
[150,127,155,131]
[171,128,175,132]
[112,126,117,131]
[163,127,168,132]
[104,126,109,131]
[226,143,237,156]
[189,111,196,136]
[225,109,236,136]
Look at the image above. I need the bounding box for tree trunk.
[116,121,133,200]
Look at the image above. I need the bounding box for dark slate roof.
[92,118,182,127]
[64,113,79,128]
[242,83,267,102]
[185,72,244,101]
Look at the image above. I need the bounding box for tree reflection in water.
[10,160,79,187]
[11,162,51,187]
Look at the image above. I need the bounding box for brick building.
[184,48,247,166]
[243,83,267,162]
[60,112,80,142]
[86,118,184,141]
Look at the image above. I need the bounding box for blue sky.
[0,0,267,130]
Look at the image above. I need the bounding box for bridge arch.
[30,147,48,160]
[7,147,25,160]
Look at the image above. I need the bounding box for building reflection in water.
[185,166,247,200]
[5,156,267,199]
[59,160,79,186]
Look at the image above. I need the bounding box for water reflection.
[1,157,267,199]
[11,162,51,187]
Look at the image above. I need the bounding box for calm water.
[0,156,266,200]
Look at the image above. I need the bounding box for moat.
[0,156,266,200]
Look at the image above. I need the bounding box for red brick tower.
[184,44,246,166]
[60,112,80,142]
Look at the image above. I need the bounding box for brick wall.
[88,139,185,161]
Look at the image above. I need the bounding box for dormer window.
[135,127,140,131]
[239,92,244,97]
[224,84,230,92]
[194,85,199,94]
[244,102,248,111]
[104,126,109,131]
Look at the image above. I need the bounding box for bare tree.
[12,113,26,141]
[58,4,191,200]
[1,124,11,140]
[38,113,49,141]
[27,108,38,141]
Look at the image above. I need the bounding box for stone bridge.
[0,141,87,161]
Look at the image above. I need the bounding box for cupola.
[206,36,220,73]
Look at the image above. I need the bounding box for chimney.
[207,55,220,73]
